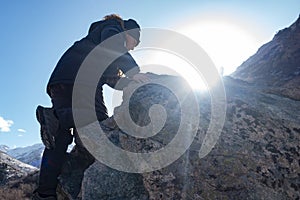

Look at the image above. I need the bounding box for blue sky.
[0,1,299,148]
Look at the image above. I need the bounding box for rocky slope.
[68,75,299,200]
[231,15,300,100]
[0,151,38,200]
[1,74,299,200]
[0,151,37,186]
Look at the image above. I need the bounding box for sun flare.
[133,49,208,91]
[178,19,260,75]
[131,19,260,91]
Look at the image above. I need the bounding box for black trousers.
[37,84,108,196]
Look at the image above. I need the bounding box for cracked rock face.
[1,74,299,200]
[59,74,299,200]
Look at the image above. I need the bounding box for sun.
[178,19,260,75]
[132,49,208,91]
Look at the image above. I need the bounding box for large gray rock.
[82,162,148,200]
[59,74,300,200]
[0,73,299,199]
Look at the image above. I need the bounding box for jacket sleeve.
[112,53,140,77]
[101,26,140,78]
[103,76,132,90]
[98,25,140,90]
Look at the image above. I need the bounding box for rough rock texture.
[1,74,300,199]
[68,75,299,200]
[82,162,149,200]
[231,15,300,100]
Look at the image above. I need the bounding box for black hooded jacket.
[47,19,139,95]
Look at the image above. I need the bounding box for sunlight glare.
[132,49,208,91]
[178,20,260,75]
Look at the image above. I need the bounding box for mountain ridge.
[231,15,300,100]
[6,143,44,168]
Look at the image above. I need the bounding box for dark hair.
[103,14,140,43]
[103,14,125,29]
[124,19,141,43]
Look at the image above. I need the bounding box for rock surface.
[72,75,299,200]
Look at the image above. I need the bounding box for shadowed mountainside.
[231,15,300,100]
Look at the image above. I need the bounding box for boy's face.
[125,34,138,51]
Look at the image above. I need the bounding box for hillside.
[0,151,38,200]
[231,15,300,100]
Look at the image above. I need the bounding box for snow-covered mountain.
[0,151,37,186]
[6,143,44,168]
[0,145,9,153]
[2,143,75,168]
